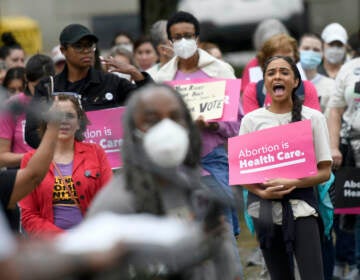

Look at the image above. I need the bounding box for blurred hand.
[44,96,63,127]
[85,242,127,272]
[100,56,144,81]
[195,116,219,131]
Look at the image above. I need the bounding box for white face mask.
[117,43,133,53]
[142,119,189,168]
[324,46,346,64]
[172,38,197,59]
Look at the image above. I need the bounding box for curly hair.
[263,56,303,123]
[257,34,300,69]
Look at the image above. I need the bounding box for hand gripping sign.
[228,120,318,185]
[166,78,241,122]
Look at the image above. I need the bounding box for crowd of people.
[0,9,359,280]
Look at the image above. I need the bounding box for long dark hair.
[122,84,202,214]
[263,55,303,122]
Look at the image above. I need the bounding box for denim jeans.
[355,215,360,270]
[334,215,356,266]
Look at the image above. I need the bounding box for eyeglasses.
[171,33,196,42]
[69,42,96,53]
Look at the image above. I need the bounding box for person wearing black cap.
[25,23,153,148]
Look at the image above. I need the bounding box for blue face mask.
[300,50,322,70]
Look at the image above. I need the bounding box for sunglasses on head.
[52,92,83,109]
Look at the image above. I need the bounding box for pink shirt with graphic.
[0,93,32,153]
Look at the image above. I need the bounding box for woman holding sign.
[239,56,332,280]
[154,11,241,241]
[19,94,112,237]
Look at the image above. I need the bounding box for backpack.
[255,79,305,107]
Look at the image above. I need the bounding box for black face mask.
[355,81,360,94]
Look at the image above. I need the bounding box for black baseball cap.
[59,24,98,45]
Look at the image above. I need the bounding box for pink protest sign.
[228,120,318,185]
[84,107,125,169]
[166,78,241,122]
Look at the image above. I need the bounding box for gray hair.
[253,18,289,51]
[121,84,202,214]
[150,20,168,48]
[109,45,135,65]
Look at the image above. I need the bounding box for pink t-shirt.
[0,93,32,153]
[174,69,210,80]
[241,57,259,93]
[242,80,321,114]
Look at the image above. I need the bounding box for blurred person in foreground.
[20,94,112,237]
[87,84,242,280]
[0,98,126,280]
[0,202,126,280]
[0,55,54,231]
[25,23,152,149]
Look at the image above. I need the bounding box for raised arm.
[7,100,61,209]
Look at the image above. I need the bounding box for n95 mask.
[143,119,189,168]
[173,38,198,59]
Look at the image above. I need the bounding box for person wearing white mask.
[319,22,348,79]
[86,84,243,280]
[299,33,335,115]
[153,11,242,241]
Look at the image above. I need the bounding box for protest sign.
[333,167,360,214]
[166,78,241,122]
[228,120,317,185]
[84,107,125,169]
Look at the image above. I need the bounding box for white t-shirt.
[328,57,360,132]
[239,106,332,223]
[311,73,335,115]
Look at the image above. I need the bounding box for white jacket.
[154,48,235,82]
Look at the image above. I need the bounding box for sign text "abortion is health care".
[229,120,317,185]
